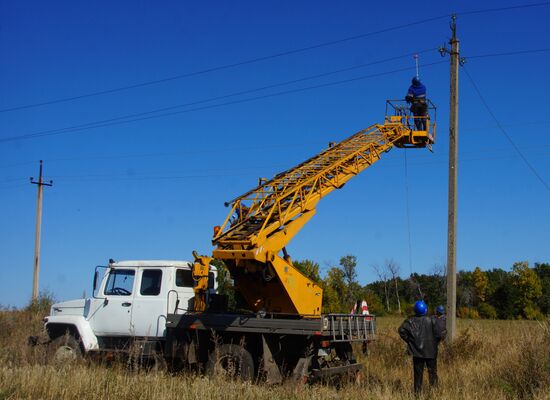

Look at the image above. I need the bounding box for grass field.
[0,309,549,400]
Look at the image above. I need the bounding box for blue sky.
[1,1,549,307]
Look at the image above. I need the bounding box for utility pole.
[30,160,53,301]
[440,15,460,342]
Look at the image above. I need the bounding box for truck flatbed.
[166,312,376,342]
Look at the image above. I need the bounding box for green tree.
[340,255,358,287]
[361,288,385,315]
[340,255,363,310]
[457,270,474,308]
[293,259,321,283]
[323,267,346,313]
[534,263,550,315]
[485,268,515,318]
[511,261,542,319]
[211,259,236,310]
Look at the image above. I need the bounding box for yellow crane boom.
[193,100,436,316]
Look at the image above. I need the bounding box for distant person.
[398,300,447,394]
[405,77,428,131]
[436,305,445,317]
[435,305,447,338]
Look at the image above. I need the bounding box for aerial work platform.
[385,99,437,150]
[193,100,436,316]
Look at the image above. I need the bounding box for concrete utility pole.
[30,160,53,301]
[445,15,460,342]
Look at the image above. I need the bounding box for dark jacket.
[398,315,446,359]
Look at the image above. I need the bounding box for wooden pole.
[446,15,459,342]
[30,160,53,301]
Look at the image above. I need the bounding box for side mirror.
[92,265,108,299]
[93,271,99,294]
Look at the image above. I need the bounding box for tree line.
[216,256,549,320]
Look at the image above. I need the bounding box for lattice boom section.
[214,123,409,248]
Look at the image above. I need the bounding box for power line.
[0,142,316,170]
[1,136,549,174]
[0,1,547,115]
[0,183,29,191]
[0,60,446,143]
[0,18,449,113]
[467,48,550,59]
[457,1,550,16]
[4,148,549,186]
[0,48,436,140]
[3,44,546,145]
[463,66,550,191]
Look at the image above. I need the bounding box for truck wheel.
[206,344,254,381]
[48,335,82,364]
[149,351,168,373]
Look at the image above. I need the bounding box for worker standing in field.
[435,304,446,325]
[398,300,447,394]
[405,77,428,131]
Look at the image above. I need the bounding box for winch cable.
[404,149,424,299]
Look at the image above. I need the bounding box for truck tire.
[206,344,254,381]
[48,335,82,365]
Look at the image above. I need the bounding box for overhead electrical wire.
[3,44,548,145]
[457,0,550,16]
[0,60,447,143]
[2,140,549,174]
[3,147,549,187]
[1,1,548,113]
[0,19,448,113]
[466,48,550,59]
[463,66,550,192]
[0,48,437,139]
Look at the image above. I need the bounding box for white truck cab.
[44,260,216,357]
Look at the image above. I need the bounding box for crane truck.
[38,100,436,383]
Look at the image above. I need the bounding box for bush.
[25,291,55,315]
[457,306,480,319]
[497,329,550,399]
[440,327,483,363]
[523,305,545,321]
[477,303,497,319]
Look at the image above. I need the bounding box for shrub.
[457,306,480,319]
[497,329,550,399]
[523,305,545,321]
[477,303,497,319]
[25,291,55,315]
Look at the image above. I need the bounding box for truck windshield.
[104,269,135,296]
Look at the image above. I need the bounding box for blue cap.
[436,305,445,315]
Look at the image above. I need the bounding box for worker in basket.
[405,77,428,131]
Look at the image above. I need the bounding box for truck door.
[90,268,136,336]
[130,268,166,337]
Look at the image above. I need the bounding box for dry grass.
[0,309,549,400]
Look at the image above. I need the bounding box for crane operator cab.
[384,99,436,150]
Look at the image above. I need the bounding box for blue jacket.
[407,80,426,100]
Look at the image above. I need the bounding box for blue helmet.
[412,76,421,85]
[436,305,445,315]
[414,300,427,316]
